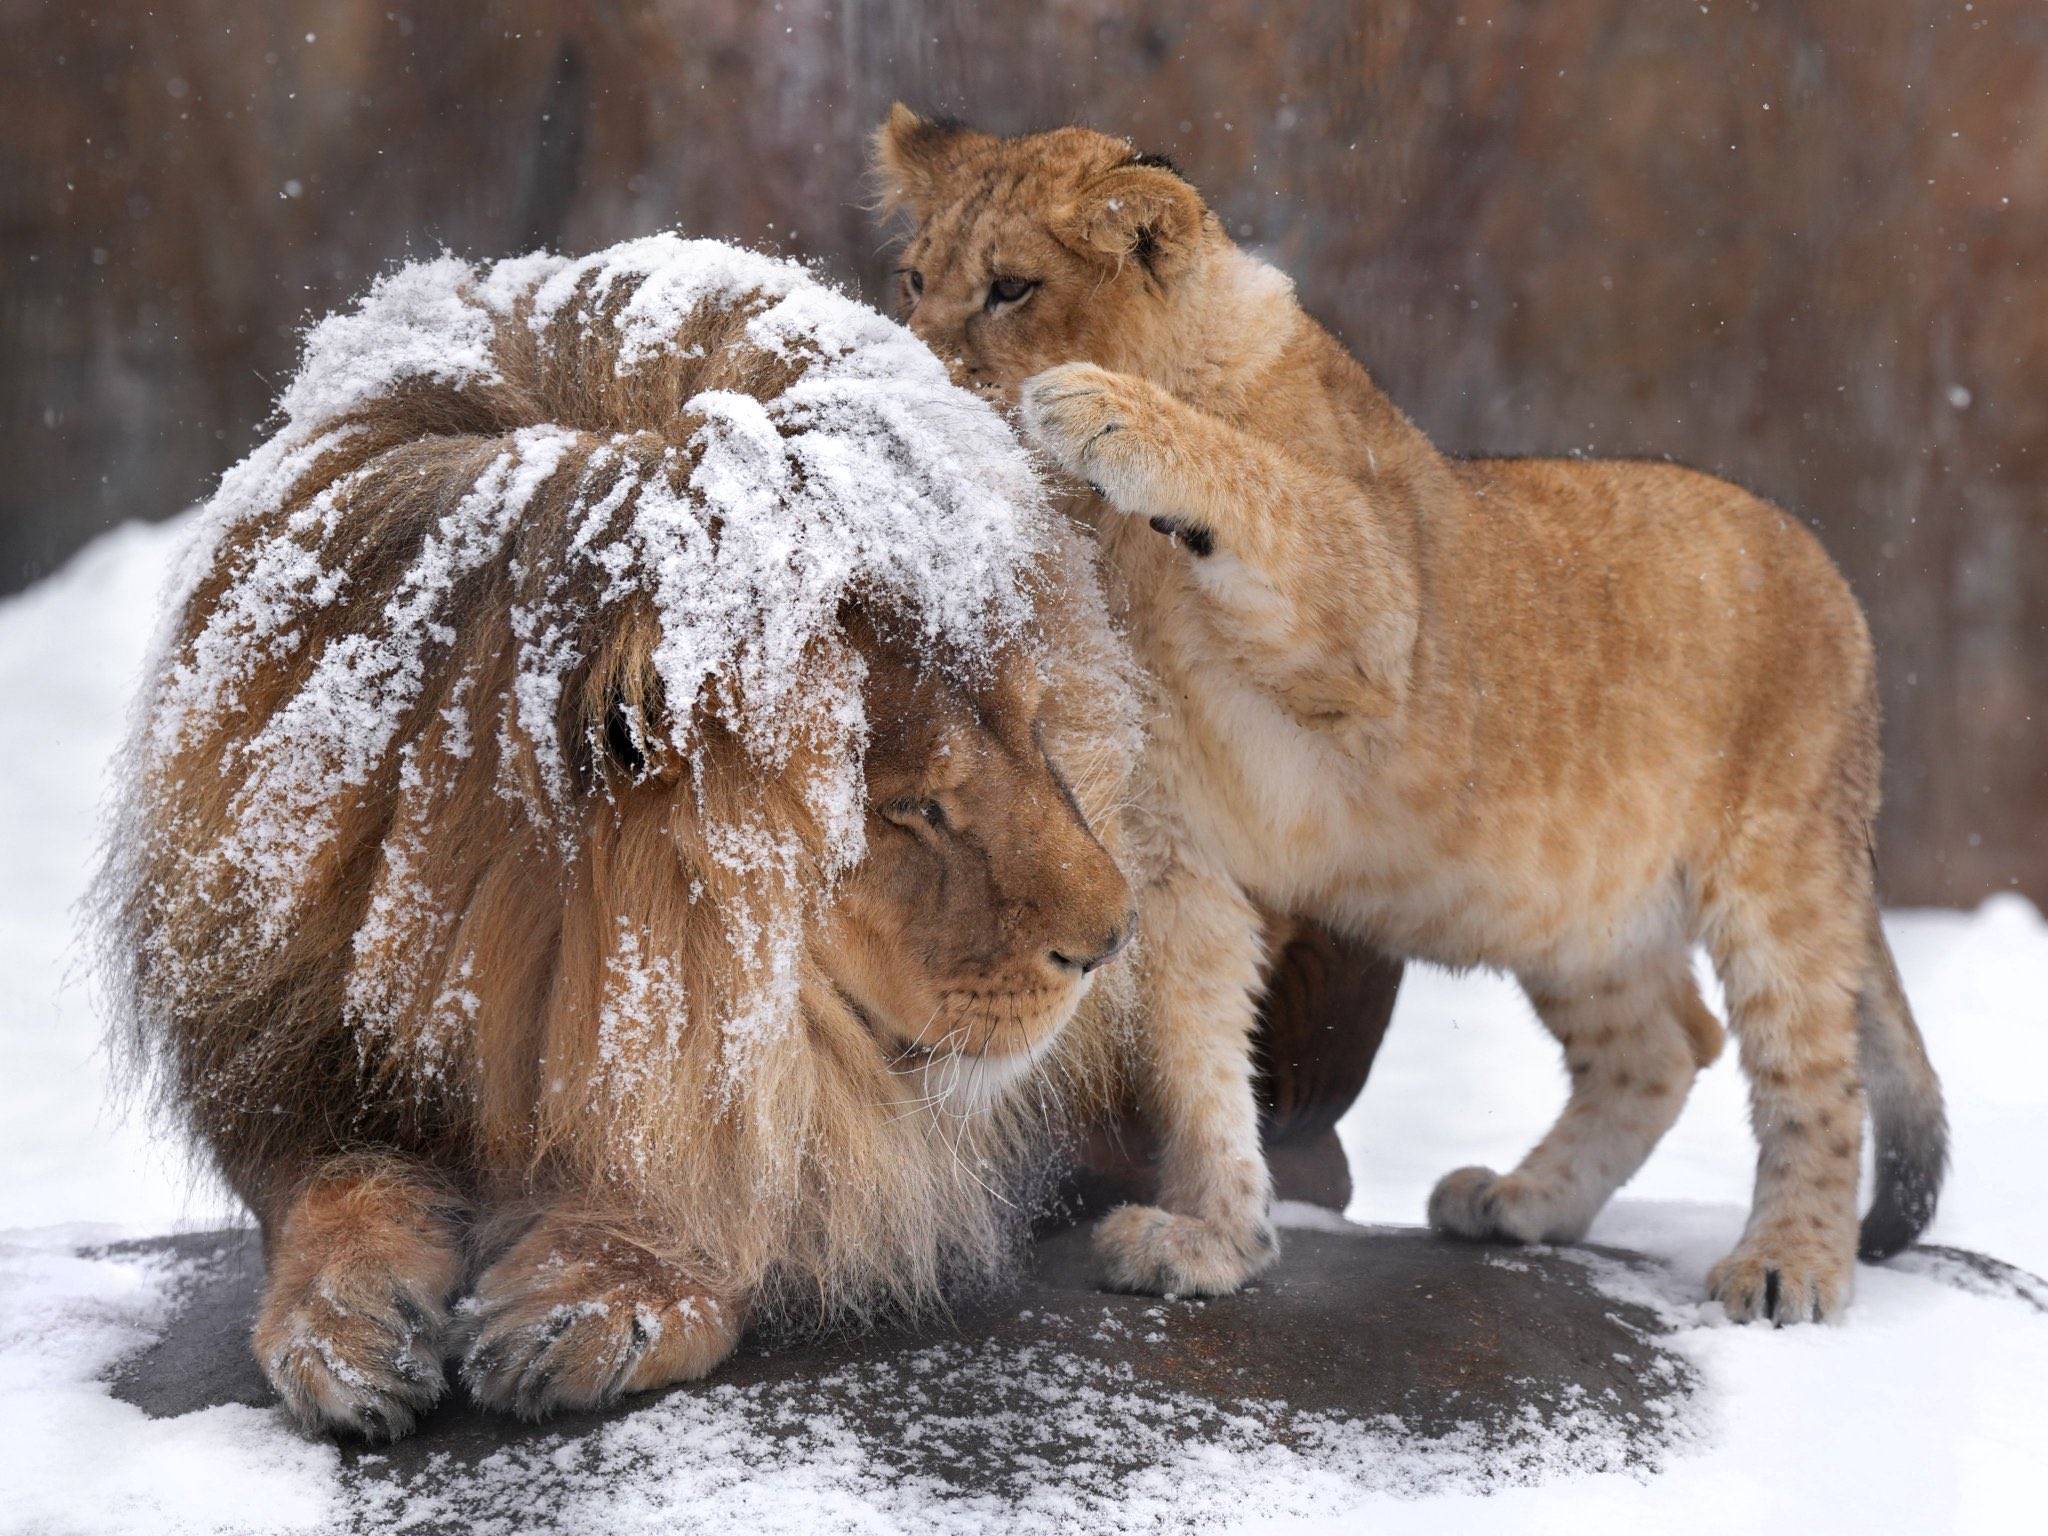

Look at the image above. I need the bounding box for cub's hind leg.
[253,1152,467,1439]
[1430,949,1720,1245]
[1700,832,1871,1325]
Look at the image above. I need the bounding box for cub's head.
[870,105,1223,400]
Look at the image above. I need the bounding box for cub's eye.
[986,276,1038,310]
[899,268,924,301]
[882,796,949,832]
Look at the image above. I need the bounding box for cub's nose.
[1050,913,1135,976]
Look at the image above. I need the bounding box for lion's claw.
[1707,1232,1852,1325]
[1019,363,1145,493]
[458,1221,742,1419]
[258,1279,453,1440]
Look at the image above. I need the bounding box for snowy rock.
[104,1220,1698,1532]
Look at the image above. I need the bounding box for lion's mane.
[96,235,1142,1322]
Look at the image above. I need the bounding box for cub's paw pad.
[1092,1203,1277,1297]
[1018,363,1142,483]
[1707,1237,1852,1325]
[258,1284,450,1440]
[1427,1166,1584,1245]
[458,1238,739,1419]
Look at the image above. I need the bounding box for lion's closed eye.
[880,795,949,833]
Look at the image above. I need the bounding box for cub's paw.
[459,1220,741,1419]
[255,1268,453,1441]
[1092,1203,1278,1297]
[1019,363,1161,499]
[1019,362,1129,472]
[1426,1165,1590,1246]
[1707,1230,1854,1325]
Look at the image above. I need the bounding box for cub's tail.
[1856,907,1948,1260]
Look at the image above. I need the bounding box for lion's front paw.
[1707,1228,1854,1325]
[459,1220,741,1419]
[1092,1203,1278,1297]
[1426,1165,1590,1245]
[256,1271,452,1441]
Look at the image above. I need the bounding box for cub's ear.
[871,103,989,221]
[1053,159,1206,280]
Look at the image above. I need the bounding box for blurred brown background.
[3,0,2042,906]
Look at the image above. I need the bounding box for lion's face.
[871,108,1211,405]
[816,642,1133,1107]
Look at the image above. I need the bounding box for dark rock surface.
[106,1217,1696,1527]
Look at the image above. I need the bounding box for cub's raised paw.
[1426,1165,1590,1246]
[255,1270,453,1441]
[459,1219,741,1419]
[1092,1203,1277,1297]
[1019,362,1125,473]
[1707,1231,1854,1325]
[1019,363,1158,497]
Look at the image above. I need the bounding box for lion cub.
[874,106,1947,1323]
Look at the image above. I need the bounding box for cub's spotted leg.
[1431,950,1721,1244]
[1095,855,1278,1297]
[1702,840,1869,1325]
[253,1153,467,1440]
[460,1208,742,1418]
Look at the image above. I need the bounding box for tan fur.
[876,107,1947,1322]
[100,249,1143,1436]
[251,1154,466,1438]
[462,1206,745,1419]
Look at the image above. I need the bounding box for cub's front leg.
[1019,363,1217,553]
[1095,856,1279,1297]
[460,1206,743,1419]
[1020,362,1415,723]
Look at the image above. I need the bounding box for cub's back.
[1375,454,1879,885]
[1437,454,1873,738]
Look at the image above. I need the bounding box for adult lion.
[96,236,1142,1437]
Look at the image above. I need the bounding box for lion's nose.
[1050,913,1135,976]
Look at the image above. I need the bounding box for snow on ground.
[2,516,2044,1534]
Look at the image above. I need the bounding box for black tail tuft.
[1855,918,1948,1261]
[1858,1112,1948,1261]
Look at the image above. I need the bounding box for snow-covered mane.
[97,235,1142,1321]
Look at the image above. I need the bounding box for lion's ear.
[872,103,987,221]
[580,616,675,790]
[1053,161,1206,280]
[601,694,656,784]
[591,675,677,789]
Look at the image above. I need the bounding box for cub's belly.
[1182,743,1684,972]
[1319,845,1685,974]
[1162,665,1690,973]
